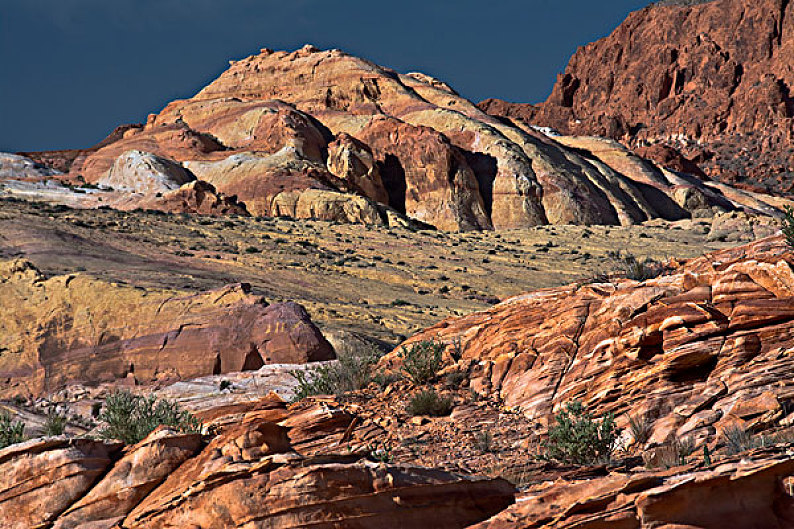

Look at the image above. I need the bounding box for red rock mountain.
[11,44,790,229]
[480,0,794,194]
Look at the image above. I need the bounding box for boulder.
[0,259,334,398]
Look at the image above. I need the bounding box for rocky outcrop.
[472,449,794,529]
[480,0,794,194]
[0,153,61,181]
[0,399,515,529]
[98,150,195,194]
[394,235,794,449]
[135,180,249,216]
[10,44,783,230]
[0,437,123,529]
[52,428,203,529]
[0,259,334,398]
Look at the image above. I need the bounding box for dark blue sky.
[0,0,649,152]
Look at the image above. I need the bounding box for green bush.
[399,340,444,384]
[43,409,67,436]
[98,390,201,445]
[542,400,619,465]
[0,411,25,449]
[783,206,794,249]
[290,346,382,401]
[406,389,453,417]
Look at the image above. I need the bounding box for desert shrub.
[628,414,652,446]
[407,389,453,417]
[98,390,201,445]
[783,206,794,249]
[219,380,232,391]
[646,436,696,468]
[542,400,619,465]
[723,425,757,455]
[399,340,444,384]
[0,411,25,449]
[444,371,467,388]
[290,346,382,401]
[43,409,67,436]
[449,336,465,362]
[596,251,665,282]
[373,370,402,389]
[475,430,494,453]
[366,441,393,463]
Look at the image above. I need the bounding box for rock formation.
[472,448,794,528]
[395,235,794,449]
[0,259,334,398]
[99,150,195,194]
[0,398,515,529]
[480,0,794,194]
[9,43,788,229]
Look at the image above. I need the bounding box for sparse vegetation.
[98,390,201,445]
[407,389,453,417]
[646,437,696,468]
[449,336,465,362]
[366,441,393,463]
[373,370,402,389]
[290,346,382,401]
[444,371,467,388]
[219,380,232,391]
[542,400,619,465]
[596,251,666,282]
[722,424,760,455]
[399,340,444,384]
[783,205,794,249]
[475,430,494,453]
[628,414,652,446]
[0,411,25,449]
[43,409,67,436]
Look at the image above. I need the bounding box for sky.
[0,0,650,152]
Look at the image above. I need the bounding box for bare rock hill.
[9,44,790,229]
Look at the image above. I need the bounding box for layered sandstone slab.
[395,235,794,448]
[0,399,515,529]
[0,259,334,398]
[471,450,794,529]
[0,437,123,529]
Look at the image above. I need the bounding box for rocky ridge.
[480,0,794,194]
[0,397,515,529]
[394,235,794,454]
[5,44,790,229]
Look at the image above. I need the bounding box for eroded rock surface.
[0,259,334,398]
[0,399,515,529]
[396,235,794,448]
[10,44,788,229]
[480,0,794,195]
[472,449,794,529]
